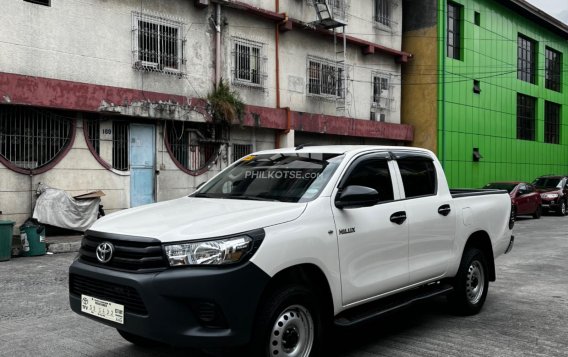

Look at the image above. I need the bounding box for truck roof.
[253,145,434,156]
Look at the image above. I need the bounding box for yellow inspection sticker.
[242,155,256,161]
[81,294,124,324]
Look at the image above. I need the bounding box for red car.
[483,182,542,219]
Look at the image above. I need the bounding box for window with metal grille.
[232,144,252,163]
[447,2,462,60]
[518,35,536,84]
[166,122,228,175]
[372,74,390,110]
[517,94,536,141]
[24,0,50,6]
[0,106,72,172]
[545,101,561,144]
[374,0,391,27]
[545,47,562,92]
[232,38,266,89]
[132,12,185,75]
[112,122,129,171]
[307,57,344,98]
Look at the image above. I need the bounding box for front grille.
[79,235,167,272]
[70,274,148,315]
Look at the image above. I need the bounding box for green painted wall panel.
[437,0,568,188]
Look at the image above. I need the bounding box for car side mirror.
[335,185,379,209]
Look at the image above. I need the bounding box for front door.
[331,155,409,306]
[130,124,155,207]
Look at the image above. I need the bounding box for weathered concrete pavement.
[0,216,566,356]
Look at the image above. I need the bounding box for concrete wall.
[0,0,213,98]
[223,4,403,123]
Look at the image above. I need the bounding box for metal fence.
[166,122,227,173]
[0,106,72,170]
[112,122,129,171]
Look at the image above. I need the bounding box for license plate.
[81,294,124,324]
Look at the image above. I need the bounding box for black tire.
[533,205,542,219]
[448,248,489,316]
[249,284,325,357]
[116,329,162,347]
[558,200,567,216]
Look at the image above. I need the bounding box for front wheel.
[558,200,567,216]
[448,248,489,315]
[533,205,542,219]
[250,285,324,357]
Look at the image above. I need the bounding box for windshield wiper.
[227,195,281,202]
[193,193,217,198]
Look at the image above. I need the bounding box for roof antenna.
[295,143,314,151]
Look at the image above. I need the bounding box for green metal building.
[402,0,568,188]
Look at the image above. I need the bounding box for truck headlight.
[165,236,253,266]
[541,193,559,199]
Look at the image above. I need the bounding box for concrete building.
[402,0,568,187]
[0,0,413,232]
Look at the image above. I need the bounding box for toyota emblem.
[96,242,114,264]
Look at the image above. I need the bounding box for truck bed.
[450,188,509,198]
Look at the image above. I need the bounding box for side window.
[525,185,534,193]
[398,158,437,198]
[343,159,394,202]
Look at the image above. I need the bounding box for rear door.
[331,153,409,305]
[393,153,455,285]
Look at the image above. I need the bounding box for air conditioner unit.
[372,97,388,109]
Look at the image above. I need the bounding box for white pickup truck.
[69,145,514,357]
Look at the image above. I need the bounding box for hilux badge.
[339,227,356,235]
[96,242,114,263]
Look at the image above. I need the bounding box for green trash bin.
[20,220,46,257]
[0,221,15,262]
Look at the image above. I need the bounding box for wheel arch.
[463,231,496,281]
[257,263,335,319]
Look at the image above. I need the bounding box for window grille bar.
[132,12,184,75]
[232,144,252,163]
[0,106,72,170]
[112,122,129,171]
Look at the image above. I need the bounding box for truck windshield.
[194,153,344,202]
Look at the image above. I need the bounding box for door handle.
[438,204,451,216]
[390,211,407,225]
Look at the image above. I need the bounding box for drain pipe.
[215,3,221,87]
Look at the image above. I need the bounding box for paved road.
[1,216,567,356]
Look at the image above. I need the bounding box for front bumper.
[541,198,561,210]
[69,259,270,348]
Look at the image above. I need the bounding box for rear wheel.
[116,329,162,347]
[448,248,489,315]
[249,284,324,357]
[532,205,542,219]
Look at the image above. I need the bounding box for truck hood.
[89,197,307,243]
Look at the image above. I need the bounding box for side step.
[334,282,454,327]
